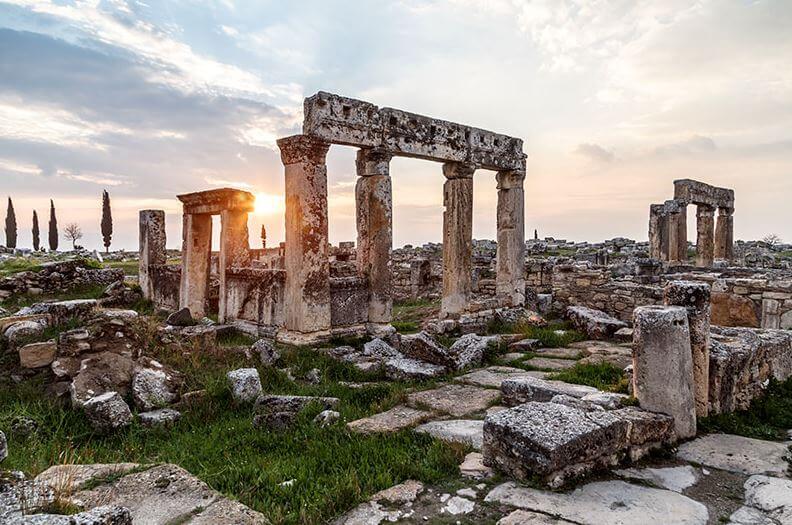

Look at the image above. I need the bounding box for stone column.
[633,305,697,439]
[495,169,526,307]
[278,135,331,336]
[714,207,734,262]
[139,210,166,301]
[179,213,212,319]
[695,204,715,267]
[648,205,664,260]
[355,148,393,325]
[441,162,475,317]
[664,281,711,418]
[664,200,686,263]
[218,209,250,323]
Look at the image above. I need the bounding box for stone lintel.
[177,188,255,215]
[303,91,526,171]
[674,179,734,209]
[277,134,330,165]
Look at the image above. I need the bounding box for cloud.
[575,143,615,163]
[655,135,717,156]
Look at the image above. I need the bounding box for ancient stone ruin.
[140,92,528,343]
[649,179,735,267]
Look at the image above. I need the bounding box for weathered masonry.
[649,179,734,267]
[140,92,528,344]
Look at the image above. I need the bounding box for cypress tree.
[32,210,40,251]
[101,190,113,253]
[5,198,17,249]
[48,199,58,251]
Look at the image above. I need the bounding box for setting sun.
[253,192,285,216]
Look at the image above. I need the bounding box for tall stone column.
[664,281,711,418]
[355,148,393,326]
[218,209,250,323]
[714,207,734,262]
[495,169,526,307]
[139,210,166,301]
[696,204,715,267]
[278,135,331,336]
[633,305,697,439]
[676,204,688,263]
[664,200,686,263]
[179,213,212,318]
[648,205,664,260]
[441,162,475,317]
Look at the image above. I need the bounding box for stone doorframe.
[176,188,254,321]
[276,92,529,340]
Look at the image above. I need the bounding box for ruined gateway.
[140,92,528,344]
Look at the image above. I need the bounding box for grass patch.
[698,377,792,441]
[0,342,464,524]
[0,257,44,277]
[216,331,257,348]
[547,362,629,393]
[486,318,585,348]
[0,283,108,313]
[103,260,140,277]
[392,299,439,334]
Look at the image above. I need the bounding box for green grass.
[391,298,439,334]
[216,331,257,348]
[698,377,792,441]
[0,283,108,313]
[486,318,585,348]
[103,260,140,277]
[0,343,464,524]
[547,362,629,393]
[0,257,44,277]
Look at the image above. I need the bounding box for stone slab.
[347,405,434,434]
[677,434,790,476]
[533,347,583,359]
[523,357,576,371]
[407,384,500,417]
[455,366,547,389]
[501,376,599,406]
[415,420,484,450]
[485,480,709,525]
[614,465,700,493]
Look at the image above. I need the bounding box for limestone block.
[83,391,133,433]
[18,340,57,368]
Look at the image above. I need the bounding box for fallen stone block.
[252,338,280,366]
[17,299,98,325]
[414,419,484,450]
[18,339,57,368]
[400,331,453,367]
[455,366,547,388]
[566,306,627,340]
[255,394,339,415]
[139,408,182,428]
[677,433,791,476]
[501,376,599,406]
[384,357,446,380]
[83,391,133,433]
[71,351,136,406]
[363,337,401,359]
[132,363,181,411]
[165,307,194,327]
[407,384,500,417]
[227,368,262,403]
[447,334,499,370]
[347,405,433,434]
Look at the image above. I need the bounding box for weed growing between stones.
[548,362,630,393]
[698,377,792,441]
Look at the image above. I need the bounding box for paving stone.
[384,357,447,380]
[442,495,475,515]
[501,376,599,406]
[485,480,708,525]
[347,405,433,434]
[614,465,700,492]
[533,347,583,359]
[415,420,484,450]
[677,434,790,476]
[407,384,500,417]
[371,480,424,504]
[566,306,627,340]
[498,510,576,524]
[508,338,540,352]
[730,475,792,524]
[459,452,493,479]
[500,352,526,362]
[455,366,547,389]
[523,356,576,371]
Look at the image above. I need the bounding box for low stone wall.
[709,327,792,415]
[225,268,286,328]
[0,260,123,300]
[330,277,368,327]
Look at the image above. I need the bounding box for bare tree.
[762,233,782,246]
[63,223,83,250]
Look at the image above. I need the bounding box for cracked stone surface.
[677,434,791,476]
[523,356,577,371]
[614,465,701,493]
[347,405,434,434]
[455,366,547,388]
[485,480,709,525]
[415,420,484,450]
[407,384,500,417]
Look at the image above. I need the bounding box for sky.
[1,0,791,251]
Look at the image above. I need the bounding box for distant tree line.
[3,191,114,253]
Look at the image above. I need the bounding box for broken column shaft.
[714,207,734,261]
[278,135,331,335]
[632,305,697,439]
[355,148,394,325]
[139,210,166,301]
[218,209,250,323]
[495,169,526,307]
[696,204,715,267]
[441,162,475,317]
[664,281,711,418]
[179,213,212,319]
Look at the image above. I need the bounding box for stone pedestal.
[441,162,475,317]
[633,305,697,439]
[139,210,166,301]
[664,281,711,418]
[714,207,734,262]
[495,169,526,307]
[278,135,331,335]
[218,209,250,323]
[696,204,715,267]
[179,213,212,319]
[355,148,393,325]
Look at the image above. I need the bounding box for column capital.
[442,161,476,180]
[277,134,330,165]
[496,169,526,189]
[717,206,734,216]
[356,148,393,176]
[696,203,716,217]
